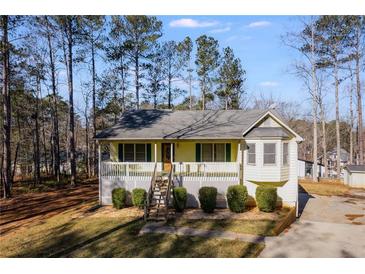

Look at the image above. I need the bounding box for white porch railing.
[100,161,239,181]
[172,162,239,180]
[100,162,162,177]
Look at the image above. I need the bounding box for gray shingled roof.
[96,109,270,140]
[345,165,365,173]
[245,127,290,138]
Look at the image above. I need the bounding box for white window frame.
[282,142,289,166]
[121,143,147,162]
[247,143,256,165]
[263,142,277,165]
[201,143,227,162]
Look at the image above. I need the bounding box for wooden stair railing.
[144,164,174,221]
[144,163,157,221]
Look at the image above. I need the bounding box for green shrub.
[132,188,147,207]
[226,185,248,213]
[255,186,277,212]
[173,187,187,212]
[112,188,127,209]
[198,187,217,213]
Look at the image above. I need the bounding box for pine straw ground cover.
[0,187,263,258]
[166,207,291,236]
[299,178,352,196]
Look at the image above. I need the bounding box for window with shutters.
[214,144,225,162]
[247,143,256,165]
[264,143,276,165]
[120,143,150,162]
[283,143,289,165]
[124,144,134,162]
[135,144,146,162]
[101,144,110,161]
[202,144,213,162]
[199,143,228,162]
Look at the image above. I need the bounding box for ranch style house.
[96,108,303,217]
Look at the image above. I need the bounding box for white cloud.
[247,21,271,28]
[209,26,231,33]
[169,18,219,28]
[259,81,279,87]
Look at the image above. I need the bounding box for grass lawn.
[166,208,290,236]
[299,179,351,196]
[1,191,263,257]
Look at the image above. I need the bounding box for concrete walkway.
[259,189,365,258]
[140,222,266,244]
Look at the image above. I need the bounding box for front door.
[162,143,172,172]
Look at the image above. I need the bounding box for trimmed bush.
[255,186,277,212]
[112,188,127,209]
[198,187,217,213]
[226,185,248,213]
[132,188,147,207]
[173,187,187,212]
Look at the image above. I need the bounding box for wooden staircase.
[144,165,174,221]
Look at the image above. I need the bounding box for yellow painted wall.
[101,140,239,162]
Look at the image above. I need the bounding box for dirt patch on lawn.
[345,214,364,221]
[89,206,144,219]
[178,207,290,221]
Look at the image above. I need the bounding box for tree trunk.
[135,52,140,109]
[33,76,41,185]
[349,82,354,164]
[85,112,90,178]
[40,85,49,175]
[91,40,97,177]
[188,66,192,110]
[311,23,318,182]
[46,22,60,183]
[355,29,363,164]
[334,62,341,178]
[2,16,12,198]
[168,70,172,109]
[320,105,328,177]
[66,18,76,185]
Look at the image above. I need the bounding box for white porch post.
[154,143,157,163]
[240,140,244,185]
[98,142,102,205]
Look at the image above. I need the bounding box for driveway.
[259,189,365,258]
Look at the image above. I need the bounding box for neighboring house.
[96,109,303,210]
[298,158,324,178]
[327,148,350,177]
[343,165,365,188]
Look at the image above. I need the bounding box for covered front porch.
[98,140,244,207]
[99,140,244,181]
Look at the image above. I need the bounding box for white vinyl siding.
[244,139,298,207]
[264,143,276,165]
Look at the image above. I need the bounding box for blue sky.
[158,16,304,104]
[57,16,358,122]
